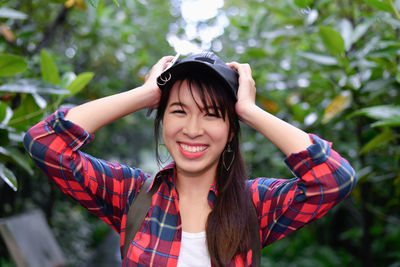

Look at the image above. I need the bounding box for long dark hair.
[154,71,252,266]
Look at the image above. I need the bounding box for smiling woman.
[23,52,357,267]
[160,80,231,176]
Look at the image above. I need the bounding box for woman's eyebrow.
[168,102,220,112]
[168,102,186,108]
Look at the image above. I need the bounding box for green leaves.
[0,147,34,176]
[298,51,338,65]
[0,51,92,194]
[0,7,28,20]
[0,162,17,191]
[66,72,94,96]
[365,0,394,13]
[294,0,312,8]
[40,50,61,85]
[351,105,400,119]
[0,54,28,77]
[364,0,400,20]
[0,79,69,95]
[39,49,94,96]
[87,0,99,8]
[86,0,117,8]
[361,128,395,154]
[0,128,9,146]
[9,94,42,130]
[319,26,345,57]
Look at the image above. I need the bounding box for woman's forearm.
[239,104,312,156]
[64,56,174,133]
[65,85,154,133]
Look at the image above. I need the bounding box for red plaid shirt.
[24,109,357,266]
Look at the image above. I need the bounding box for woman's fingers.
[146,56,174,81]
[227,62,258,121]
[227,62,254,85]
[227,62,256,91]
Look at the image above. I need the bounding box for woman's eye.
[172,110,185,114]
[206,112,220,118]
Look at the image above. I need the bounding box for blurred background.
[0,0,399,266]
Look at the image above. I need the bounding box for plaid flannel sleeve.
[249,134,357,247]
[24,108,146,232]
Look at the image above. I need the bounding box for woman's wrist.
[236,102,262,127]
[133,84,161,110]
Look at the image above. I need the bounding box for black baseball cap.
[156,52,239,97]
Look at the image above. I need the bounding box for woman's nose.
[182,116,204,138]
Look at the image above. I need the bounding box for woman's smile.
[178,142,209,159]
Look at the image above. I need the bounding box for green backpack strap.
[123,175,161,258]
[123,176,261,265]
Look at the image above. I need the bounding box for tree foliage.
[0,0,399,266]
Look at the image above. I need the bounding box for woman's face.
[162,80,230,178]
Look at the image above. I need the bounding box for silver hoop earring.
[222,143,235,171]
[157,73,172,86]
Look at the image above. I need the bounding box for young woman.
[24,52,357,266]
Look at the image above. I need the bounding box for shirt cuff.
[47,108,94,151]
[284,134,332,179]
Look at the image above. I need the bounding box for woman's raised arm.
[227,62,312,156]
[65,56,174,133]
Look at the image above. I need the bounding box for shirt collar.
[148,161,218,207]
[147,161,175,192]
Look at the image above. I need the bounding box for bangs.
[175,73,236,120]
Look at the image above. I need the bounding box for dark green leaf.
[364,0,394,12]
[0,54,28,77]
[0,128,9,146]
[40,49,60,85]
[246,48,268,58]
[0,102,7,123]
[361,79,394,93]
[361,128,394,154]
[66,72,94,96]
[112,0,120,7]
[294,0,312,8]
[0,79,69,95]
[8,94,42,130]
[0,162,17,191]
[0,8,28,20]
[319,26,345,56]
[87,0,99,8]
[371,118,400,127]
[0,147,34,175]
[298,51,338,65]
[349,105,400,120]
[351,20,373,45]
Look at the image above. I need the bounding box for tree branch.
[33,6,69,54]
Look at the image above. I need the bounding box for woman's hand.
[142,55,175,109]
[226,62,258,124]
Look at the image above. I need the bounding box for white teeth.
[180,143,207,152]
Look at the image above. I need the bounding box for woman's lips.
[178,142,208,159]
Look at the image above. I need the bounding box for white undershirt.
[177,231,211,267]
